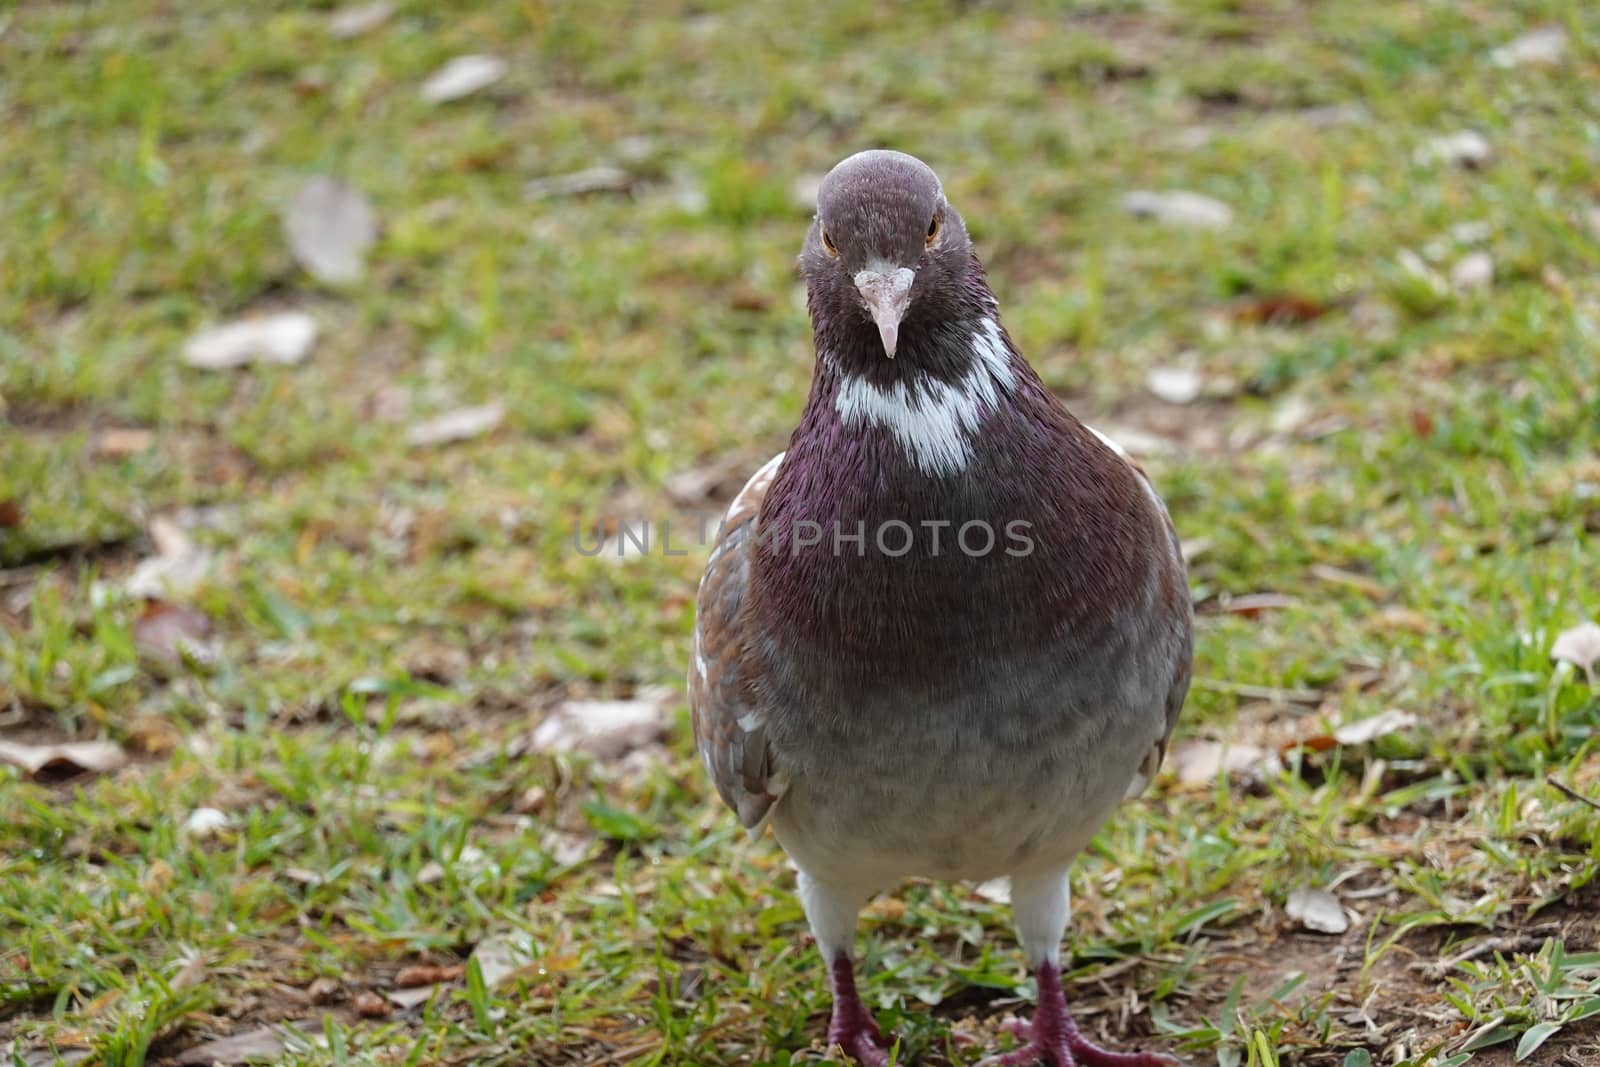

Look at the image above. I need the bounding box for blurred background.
[2,2,1598,1065]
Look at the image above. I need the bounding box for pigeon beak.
[854,266,915,358]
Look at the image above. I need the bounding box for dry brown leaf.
[283,176,376,285]
[1169,740,1280,787]
[387,985,444,1009]
[1332,708,1419,746]
[91,427,155,459]
[174,1027,287,1065]
[530,699,667,759]
[0,498,20,528]
[405,403,505,447]
[664,456,751,505]
[1286,887,1349,934]
[419,55,506,104]
[1230,294,1333,326]
[396,963,465,987]
[133,601,214,666]
[1552,621,1600,683]
[306,976,340,1003]
[0,739,128,782]
[183,313,316,370]
[470,931,538,989]
[1221,592,1296,617]
[353,991,390,1018]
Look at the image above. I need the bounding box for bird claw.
[976,1027,1181,1067]
[828,1027,896,1067]
[976,1012,1181,1067]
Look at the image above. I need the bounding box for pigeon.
[690,149,1192,1067]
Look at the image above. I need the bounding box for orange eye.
[821,226,839,257]
[926,214,941,246]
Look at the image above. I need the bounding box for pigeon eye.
[821,226,839,258]
[926,214,941,246]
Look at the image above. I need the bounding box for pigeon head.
[801,150,980,362]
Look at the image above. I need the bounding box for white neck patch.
[833,318,1015,477]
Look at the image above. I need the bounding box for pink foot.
[826,953,898,1066]
[978,964,1179,1067]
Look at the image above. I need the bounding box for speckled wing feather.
[689,452,788,832]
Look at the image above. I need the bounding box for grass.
[2,0,1599,1064]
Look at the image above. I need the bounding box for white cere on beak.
[853,262,915,358]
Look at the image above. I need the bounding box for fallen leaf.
[327,1,393,38]
[541,829,592,866]
[353,991,389,1018]
[1230,294,1332,326]
[470,931,538,989]
[1221,592,1296,616]
[183,312,317,370]
[1146,366,1202,405]
[1450,251,1493,293]
[1169,740,1281,787]
[306,976,340,1004]
[514,784,549,814]
[1121,189,1233,230]
[1489,27,1566,68]
[0,498,20,528]
[182,807,232,838]
[126,516,213,598]
[1417,131,1491,169]
[396,963,465,987]
[1286,887,1349,934]
[91,427,156,459]
[0,739,127,782]
[973,878,1011,904]
[530,699,667,759]
[133,601,214,666]
[1279,734,1339,758]
[387,985,443,1009]
[1332,709,1419,746]
[175,1027,287,1065]
[664,457,751,505]
[282,176,376,284]
[419,55,506,104]
[523,166,633,199]
[1552,621,1600,683]
[405,403,505,447]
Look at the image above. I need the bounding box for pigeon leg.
[796,872,896,1065]
[980,871,1178,1067]
[976,961,1178,1066]
[826,952,895,1066]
